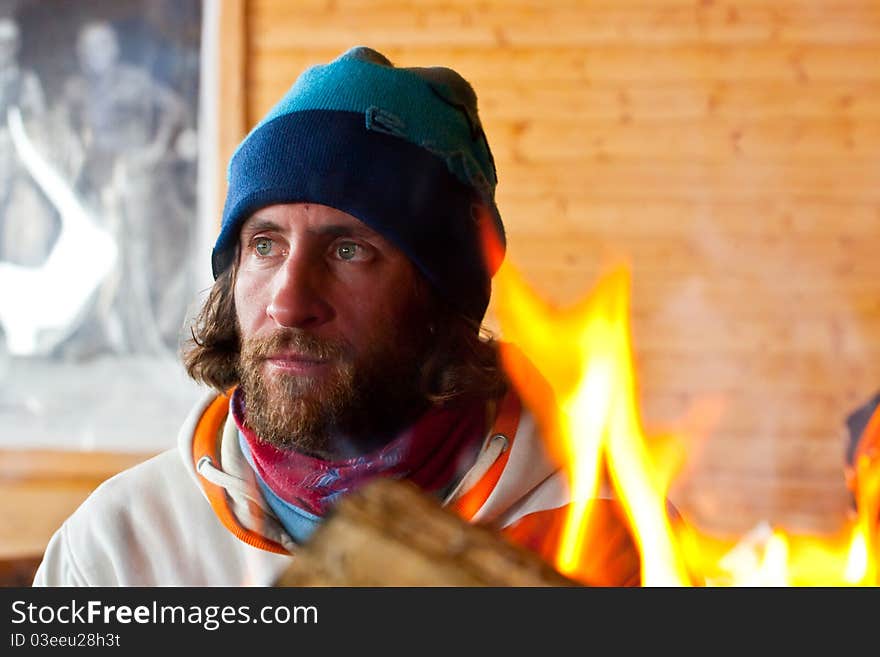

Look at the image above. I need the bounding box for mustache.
[240,329,350,362]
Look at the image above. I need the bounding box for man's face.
[0,25,18,68]
[234,203,433,457]
[77,25,119,76]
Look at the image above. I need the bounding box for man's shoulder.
[33,448,200,585]
[85,449,195,509]
[468,399,569,526]
[58,448,201,553]
[36,444,290,586]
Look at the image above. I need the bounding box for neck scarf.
[231,387,487,517]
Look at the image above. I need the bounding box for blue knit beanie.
[214,46,505,322]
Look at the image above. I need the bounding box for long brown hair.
[181,258,508,406]
[181,261,240,392]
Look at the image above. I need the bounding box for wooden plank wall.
[0,450,154,583]
[233,0,880,536]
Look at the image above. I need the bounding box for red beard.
[237,324,431,458]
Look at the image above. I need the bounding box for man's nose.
[266,250,333,329]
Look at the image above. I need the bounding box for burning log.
[275,477,582,587]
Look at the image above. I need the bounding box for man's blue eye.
[255,238,272,256]
[337,243,359,260]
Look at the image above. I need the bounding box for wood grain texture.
[276,478,580,586]
[217,0,248,212]
[0,450,154,562]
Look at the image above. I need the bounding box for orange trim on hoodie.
[501,500,641,586]
[192,389,288,555]
[450,388,522,521]
[448,390,642,585]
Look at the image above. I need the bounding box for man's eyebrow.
[240,218,283,237]
[314,224,371,238]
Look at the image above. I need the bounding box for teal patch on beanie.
[231,46,497,200]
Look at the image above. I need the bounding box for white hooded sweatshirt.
[33,388,568,586]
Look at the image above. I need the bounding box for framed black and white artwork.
[0,0,217,452]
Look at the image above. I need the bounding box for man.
[33,46,638,586]
[58,19,190,357]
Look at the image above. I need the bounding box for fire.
[488,248,879,586]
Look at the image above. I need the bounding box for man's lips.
[264,353,331,373]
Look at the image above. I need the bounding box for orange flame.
[488,242,879,586]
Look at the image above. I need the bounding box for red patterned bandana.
[231,388,487,516]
